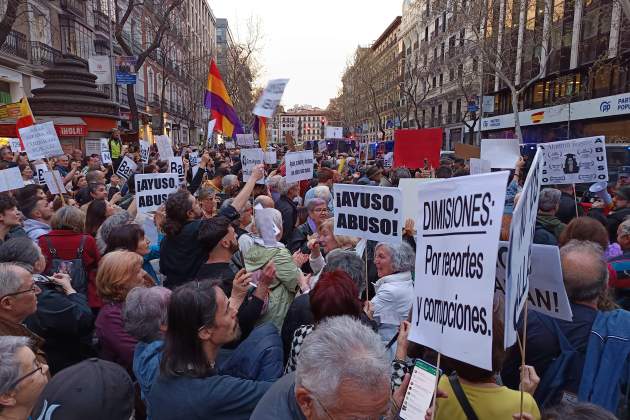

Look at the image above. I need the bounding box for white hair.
[306,186,331,205]
[123,286,171,343]
[539,188,561,212]
[278,177,298,196]
[295,316,389,415]
[0,336,31,397]
[0,263,26,297]
[375,241,415,273]
[221,174,239,189]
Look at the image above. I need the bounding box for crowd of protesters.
[0,131,628,420]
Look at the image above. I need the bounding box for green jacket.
[244,244,300,331]
[536,214,566,239]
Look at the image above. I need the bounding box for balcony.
[30,42,61,66]
[94,9,109,33]
[1,31,28,60]
[149,93,160,107]
[61,0,87,17]
[136,94,146,107]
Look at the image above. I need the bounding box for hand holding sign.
[250,164,265,183]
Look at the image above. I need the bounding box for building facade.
[274,105,327,145]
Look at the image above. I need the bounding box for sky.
[210,0,403,110]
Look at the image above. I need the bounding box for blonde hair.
[96,250,143,302]
[318,218,359,249]
[51,206,85,232]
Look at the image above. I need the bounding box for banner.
[139,140,150,163]
[100,139,112,164]
[333,184,403,244]
[409,171,508,370]
[393,129,442,169]
[496,241,572,321]
[285,150,314,183]
[18,122,63,160]
[481,138,520,169]
[43,170,66,194]
[115,156,137,182]
[8,138,22,153]
[135,173,180,214]
[207,120,216,146]
[325,126,343,139]
[0,167,24,192]
[115,56,137,85]
[88,55,112,84]
[225,140,235,149]
[264,149,277,165]
[253,79,289,118]
[241,148,264,183]
[34,163,48,185]
[504,149,542,348]
[469,158,491,175]
[539,136,608,185]
[167,156,184,181]
[236,133,255,147]
[155,135,173,158]
[454,143,481,159]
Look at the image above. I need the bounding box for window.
[434,18,439,34]
[472,58,478,72]
[425,26,429,40]
[439,73,443,87]
[442,12,447,32]
[449,68,455,81]
[460,29,465,46]
[60,17,93,60]
[458,64,463,78]
[432,76,437,88]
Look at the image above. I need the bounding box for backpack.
[44,235,88,296]
[533,315,585,408]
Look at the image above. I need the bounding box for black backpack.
[44,235,89,296]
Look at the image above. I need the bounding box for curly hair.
[163,190,194,237]
[96,250,143,302]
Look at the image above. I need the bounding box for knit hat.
[32,358,134,420]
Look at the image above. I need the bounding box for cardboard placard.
[454,143,481,159]
[0,167,24,192]
[481,138,520,169]
[135,173,180,214]
[539,136,608,185]
[19,122,64,160]
[285,150,314,183]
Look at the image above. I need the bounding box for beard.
[229,239,239,254]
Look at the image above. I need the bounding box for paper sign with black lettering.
[236,133,255,147]
[155,135,173,158]
[8,138,23,153]
[188,152,199,167]
[43,170,66,195]
[253,79,289,118]
[539,136,608,185]
[333,184,403,244]
[85,140,101,157]
[285,150,314,183]
[0,167,24,192]
[241,148,264,184]
[495,241,572,321]
[139,140,150,163]
[469,158,491,175]
[18,122,64,160]
[318,140,327,151]
[168,157,184,181]
[100,139,112,164]
[34,163,48,185]
[264,149,276,165]
[325,126,343,139]
[115,156,137,182]
[408,171,509,370]
[504,150,542,348]
[135,173,180,214]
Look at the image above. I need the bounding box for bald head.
[253,195,274,209]
[560,240,608,304]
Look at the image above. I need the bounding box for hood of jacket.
[23,219,51,235]
[133,340,163,399]
[536,214,564,230]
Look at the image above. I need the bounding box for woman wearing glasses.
[0,336,48,419]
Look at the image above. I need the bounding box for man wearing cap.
[592,185,630,243]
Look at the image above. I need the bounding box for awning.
[0,116,87,137]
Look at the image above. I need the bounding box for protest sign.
[100,139,112,164]
[495,241,572,321]
[333,184,403,244]
[115,156,137,182]
[85,140,101,157]
[8,138,23,153]
[539,136,608,185]
[135,173,179,214]
[325,126,343,139]
[318,140,327,151]
[168,156,184,181]
[241,148,264,183]
[393,129,442,169]
[18,122,64,160]
[43,170,66,194]
[0,167,24,192]
[397,178,436,223]
[139,140,150,163]
[188,151,199,167]
[454,143,481,159]
[236,133,255,147]
[408,171,508,370]
[34,163,48,185]
[504,150,542,348]
[207,120,216,146]
[480,138,520,169]
[253,79,289,118]
[469,158,491,175]
[225,140,235,149]
[155,135,173,158]
[384,152,393,167]
[285,150,314,183]
[264,149,277,165]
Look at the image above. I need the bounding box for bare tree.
[0,0,22,49]
[400,34,434,128]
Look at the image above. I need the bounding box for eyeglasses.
[313,208,329,213]
[10,359,44,389]
[0,283,39,300]
[304,387,388,420]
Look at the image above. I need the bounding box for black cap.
[32,358,134,420]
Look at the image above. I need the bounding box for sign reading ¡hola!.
[56,125,87,137]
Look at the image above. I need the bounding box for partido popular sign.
[135,173,180,214]
[539,136,608,185]
[333,184,403,244]
[408,171,508,370]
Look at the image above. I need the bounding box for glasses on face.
[313,208,329,214]
[1,283,39,300]
[10,359,44,389]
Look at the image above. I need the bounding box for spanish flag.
[15,98,35,148]
[204,60,243,138]
[253,115,267,149]
[530,111,544,124]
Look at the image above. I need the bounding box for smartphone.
[399,359,441,420]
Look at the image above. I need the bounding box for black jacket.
[605,207,630,244]
[288,222,313,254]
[275,196,297,245]
[556,192,583,224]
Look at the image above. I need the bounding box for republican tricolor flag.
[204,60,243,138]
[253,115,267,150]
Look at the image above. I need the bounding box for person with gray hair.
[535,187,566,245]
[289,198,329,255]
[123,286,171,413]
[96,209,133,254]
[251,316,397,419]
[275,177,300,245]
[371,241,415,359]
[222,174,240,198]
[0,336,48,418]
[267,174,283,202]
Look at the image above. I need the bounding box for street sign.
[467,102,479,113]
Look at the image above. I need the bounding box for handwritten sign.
[19,122,63,160]
[285,150,314,183]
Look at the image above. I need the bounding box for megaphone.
[589,182,612,205]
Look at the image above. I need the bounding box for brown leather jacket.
[0,316,47,366]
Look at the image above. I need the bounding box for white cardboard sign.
[384,152,394,168]
[285,150,314,183]
[409,171,509,370]
[139,140,150,163]
[496,241,572,321]
[0,167,24,192]
[19,122,63,160]
[115,156,137,182]
[333,184,403,244]
[236,133,255,147]
[34,163,48,185]
[8,138,23,153]
[85,140,101,157]
[43,170,66,194]
[539,136,608,185]
[241,148,264,184]
[318,140,327,151]
[167,156,184,181]
[481,138,520,169]
[325,126,343,139]
[188,152,199,167]
[155,135,174,158]
[135,173,180,214]
[264,149,277,165]
[504,150,543,348]
[469,158,491,175]
[100,138,112,164]
[253,79,289,118]
[224,140,235,149]
[397,178,437,223]
[207,119,216,146]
